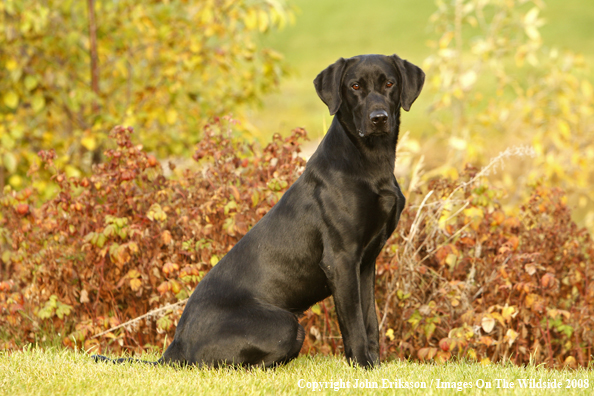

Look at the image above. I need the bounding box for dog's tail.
[92,354,163,366]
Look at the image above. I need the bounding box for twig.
[92,299,188,339]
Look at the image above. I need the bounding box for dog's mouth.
[357,124,390,138]
[357,127,390,138]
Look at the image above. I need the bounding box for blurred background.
[248,0,594,142]
[1,0,593,228]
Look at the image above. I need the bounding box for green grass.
[247,0,594,141]
[1,347,593,395]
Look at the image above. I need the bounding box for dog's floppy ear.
[314,58,347,116]
[390,54,425,112]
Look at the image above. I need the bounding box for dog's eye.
[386,81,394,88]
[352,83,360,90]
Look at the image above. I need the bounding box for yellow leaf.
[128,242,139,254]
[502,306,515,322]
[210,255,219,266]
[6,59,18,71]
[525,293,539,308]
[244,8,258,30]
[386,328,395,341]
[524,7,540,25]
[505,329,518,346]
[581,81,593,98]
[81,136,97,151]
[257,9,269,32]
[129,278,142,291]
[200,6,213,24]
[557,120,570,139]
[3,91,19,109]
[439,31,454,49]
[564,356,577,368]
[491,312,505,326]
[445,253,458,268]
[166,109,178,125]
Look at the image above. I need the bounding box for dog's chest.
[357,181,399,232]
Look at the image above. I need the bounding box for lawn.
[246,0,594,142]
[1,347,593,395]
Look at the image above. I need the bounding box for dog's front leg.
[322,256,374,368]
[360,258,380,364]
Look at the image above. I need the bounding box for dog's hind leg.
[241,312,305,368]
[274,322,305,366]
[167,303,305,368]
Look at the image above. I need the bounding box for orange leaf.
[541,273,555,288]
[161,230,172,245]
[157,281,170,295]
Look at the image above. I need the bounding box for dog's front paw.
[346,349,377,369]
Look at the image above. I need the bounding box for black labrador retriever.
[96,53,424,368]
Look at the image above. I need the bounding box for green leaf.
[3,152,17,173]
[97,233,107,248]
[31,94,45,113]
[311,304,321,315]
[1,134,15,150]
[24,75,39,91]
[55,302,73,319]
[103,224,115,237]
[408,310,422,328]
[157,315,172,331]
[424,322,437,340]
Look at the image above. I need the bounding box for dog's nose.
[370,110,388,126]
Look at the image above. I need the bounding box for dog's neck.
[324,111,400,177]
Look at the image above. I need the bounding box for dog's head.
[314,54,425,138]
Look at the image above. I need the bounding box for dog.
[95,53,424,368]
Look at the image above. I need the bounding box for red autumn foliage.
[1,121,592,368]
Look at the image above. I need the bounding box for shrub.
[1,123,592,368]
[373,162,594,368]
[0,119,306,353]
